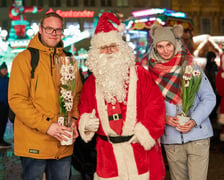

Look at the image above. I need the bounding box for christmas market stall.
[123,8,193,62]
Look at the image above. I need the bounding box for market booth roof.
[124,8,193,30]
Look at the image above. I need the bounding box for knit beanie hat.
[91,12,125,48]
[0,62,7,70]
[150,24,183,48]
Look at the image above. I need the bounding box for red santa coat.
[78,66,166,180]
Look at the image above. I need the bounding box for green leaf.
[181,69,202,116]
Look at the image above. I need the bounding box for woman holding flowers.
[148,24,216,180]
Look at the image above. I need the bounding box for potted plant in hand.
[55,56,77,145]
[176,65,202,130]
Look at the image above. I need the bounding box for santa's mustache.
[99,52,120,60]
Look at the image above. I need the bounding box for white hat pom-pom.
[221,72,224,79]
[117,23,125,32]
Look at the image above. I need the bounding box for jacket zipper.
[50,48,56,76]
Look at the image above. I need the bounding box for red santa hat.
[91,12,125,48]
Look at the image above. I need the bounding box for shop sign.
[56,9,95,18]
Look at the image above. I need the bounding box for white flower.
[184,80,190,87]
[60,88,73,102]
[60,64,75,83]
[185,65,193,74]
[192,70,201,77]
[60,77,67,85]
[60,65,67,75]
[68,64,75,75]
[64,101,73,111]
[183,65,193,80]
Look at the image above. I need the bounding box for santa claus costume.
[216,55,224,141]
[78,12,166,180]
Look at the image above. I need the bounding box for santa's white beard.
[86,45,135,104]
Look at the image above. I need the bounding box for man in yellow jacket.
[8,12,82,180]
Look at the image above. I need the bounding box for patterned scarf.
[148,47,193,104]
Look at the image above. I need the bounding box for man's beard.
[86,45,135,104]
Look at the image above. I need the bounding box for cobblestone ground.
[1,120,224,180]
[0,121,22,180]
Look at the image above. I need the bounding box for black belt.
[108,114,122,121]
[98,134,133,143]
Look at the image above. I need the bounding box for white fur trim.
[94,165,149,180]
[135,123,156,151]
[221,72,224,79]
[218,114,224,125]
[122,66,137,135]
[220,133,224,141]
[78,113,95,143]
[117,23,125,32]
[113,143,138,178]
[96,85,117,136]
[91,31,123,48]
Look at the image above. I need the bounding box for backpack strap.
[27,47,39,79]
[27,48,70,79]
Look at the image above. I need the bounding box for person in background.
[204,51,218,90]
[8,12,82,180]
[148,24,216,180]
[0,62,11,149]
[204,51,220,120]
[216,55,224,141]
[78,12,166,180]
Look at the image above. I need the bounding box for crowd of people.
[0,10,223,180]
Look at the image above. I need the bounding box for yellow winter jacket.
[8,33,83,159]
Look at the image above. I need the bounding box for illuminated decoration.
[47,8,95,18]
[125,8,193,31]
[78,48,88,59]
[63,31,90,48]
[0,38,9,53]
[10,39,30,48]
[56,9,95,18]
[0,29,91,74]
[6,30,90,51]
[124,8,194,63]
[1,3,91,72]
[132,8,164,17]
[127,16,193,31]
[132,8,186,18]
[8,0,43,40]
[77,48,88,72]
[0,29,8,40]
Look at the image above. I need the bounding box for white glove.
[85,109,99,132]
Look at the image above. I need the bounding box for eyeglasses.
[41,26,63,35]
[99,44,119,51]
